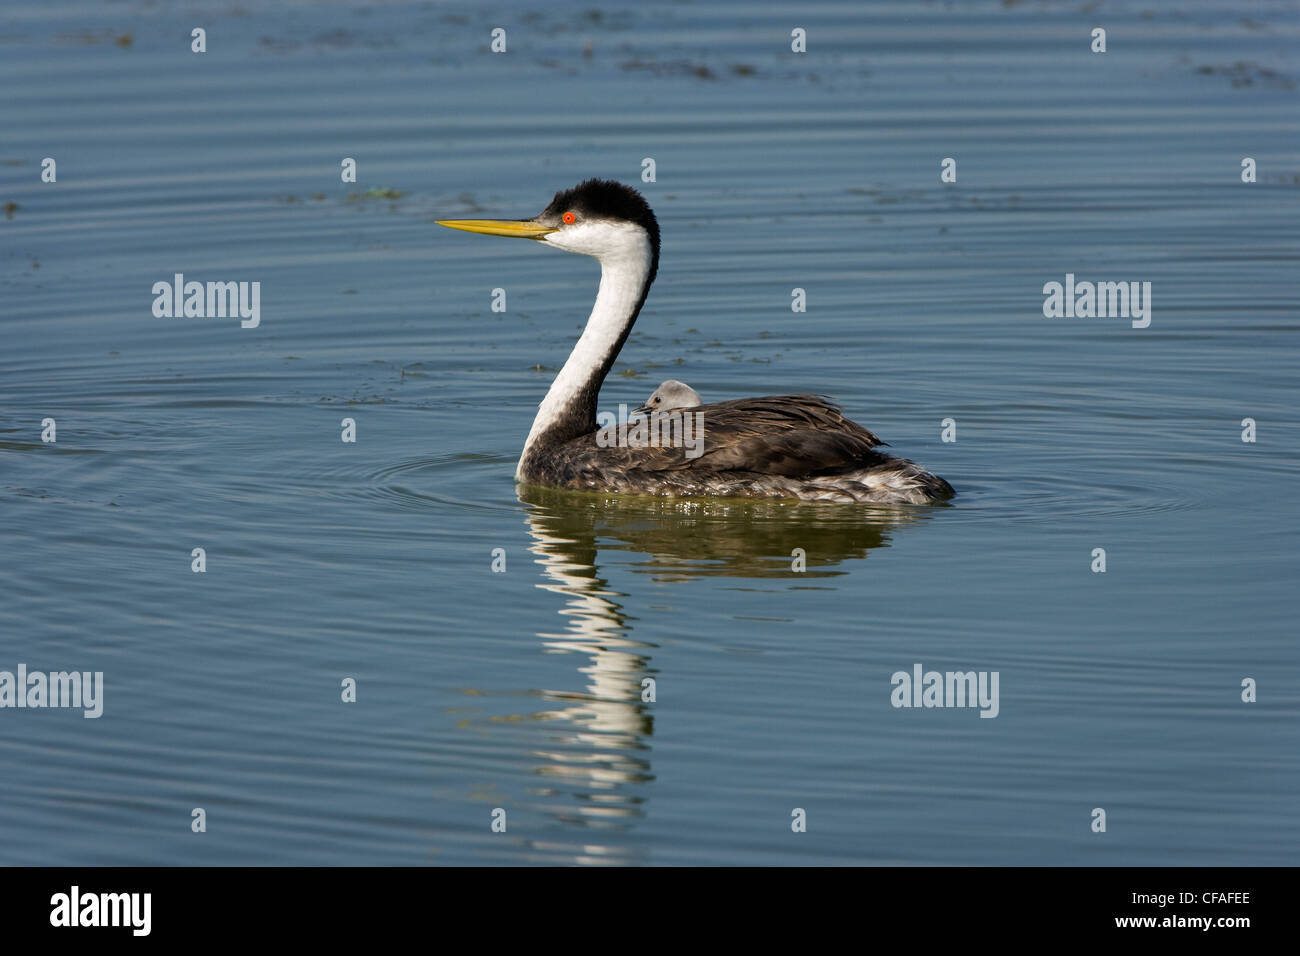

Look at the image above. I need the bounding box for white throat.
[517,222,653,478]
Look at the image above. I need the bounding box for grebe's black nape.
[438,179,954,504]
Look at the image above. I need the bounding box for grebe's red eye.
[562,211,576,224]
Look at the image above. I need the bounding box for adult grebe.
[636,380,703,415]
[438,180,954,504]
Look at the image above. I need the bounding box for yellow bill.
[436,219,555,240]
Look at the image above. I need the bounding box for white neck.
[517,226,653,478]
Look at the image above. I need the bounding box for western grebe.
[438,179,954,504]
[636,380,703,415]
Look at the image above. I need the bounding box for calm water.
[1,0,1297,865]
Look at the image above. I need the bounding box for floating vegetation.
[56,30,134,47]
[346,187,406,202]
[1195,60,1294,89]
[621,58,716,80]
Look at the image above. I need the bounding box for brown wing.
[543,395,892,486]
[678,395,887,475]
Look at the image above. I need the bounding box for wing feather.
[549,395,893,484]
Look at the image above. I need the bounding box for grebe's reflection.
[508,487,929,856]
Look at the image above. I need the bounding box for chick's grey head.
[635,380,703,415]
